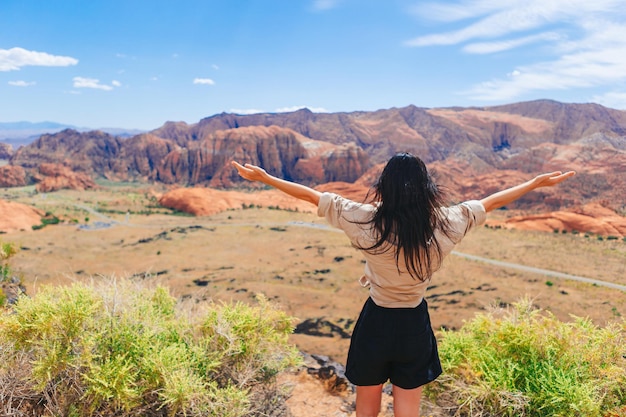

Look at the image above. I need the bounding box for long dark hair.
[357,152,450,281]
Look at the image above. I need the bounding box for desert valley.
[1,99,626,416]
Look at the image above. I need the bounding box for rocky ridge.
[2,100,626,236]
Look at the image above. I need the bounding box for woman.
[232,153,574,417]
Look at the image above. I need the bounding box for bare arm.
[231,161,322,206]
[480,171,576,212]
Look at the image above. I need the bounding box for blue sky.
[2,0,626,130]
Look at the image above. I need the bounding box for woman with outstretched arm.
[232,155,574,417]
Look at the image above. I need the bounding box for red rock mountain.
[11,129,123,175]
[4,100,626,235]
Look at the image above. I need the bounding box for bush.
[0,241,17,281]
[426,299,626,416]
[32,215,61,230]
[0,280,300,416]
[0,242,18,307]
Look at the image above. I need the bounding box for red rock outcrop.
[0,199,44,232]
[0,165,27,187]
[498,203,626,237]
[34,163,97,192]
[158,187,317,216]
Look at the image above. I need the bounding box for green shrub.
[0,241,18,307]
[427,299,626,416]
[31,215,61,230]
[0,241,17,281]
[0,280,300,416]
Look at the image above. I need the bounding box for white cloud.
[407,0,626,102]
[408,0,626,46]
[193,78,215,85]
[0,47,78,71]
[73,77,114,91]
[212,64,220,70]
[275,105,329,113]
[463,34,626,101]
[592,91,626,109]
[8,80,36,87]
[111,80,121,87]
[229,106,329,114]
[463,32,562,54]
[409,0,515,23]
[229,108,265,115]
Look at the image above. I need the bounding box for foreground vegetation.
[428,299,626,417]
[2,187,625,417]
[3,277,625,416]
[0,279,300,417]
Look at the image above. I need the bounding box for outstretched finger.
[552,171,576,181]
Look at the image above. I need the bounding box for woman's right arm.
[231,161,322,206]
[479,171,575,212]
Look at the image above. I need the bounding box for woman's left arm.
[231,161,322,206]
[480,171,575,212]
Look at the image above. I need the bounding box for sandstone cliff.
[112,133,180,181]
[156,125,371,187]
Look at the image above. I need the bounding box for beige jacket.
[317,192,486,308]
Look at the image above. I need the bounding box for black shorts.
[345,297,442,389]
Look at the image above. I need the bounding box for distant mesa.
[0,121,145,146]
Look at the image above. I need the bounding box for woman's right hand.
[231,161,269,183]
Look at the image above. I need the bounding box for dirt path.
[451,251,626,292]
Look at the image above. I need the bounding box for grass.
[0,279,301,417]
[427,298,626,417]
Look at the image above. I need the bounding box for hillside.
[2,99,626,236]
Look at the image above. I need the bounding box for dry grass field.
[2,184,626,363]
